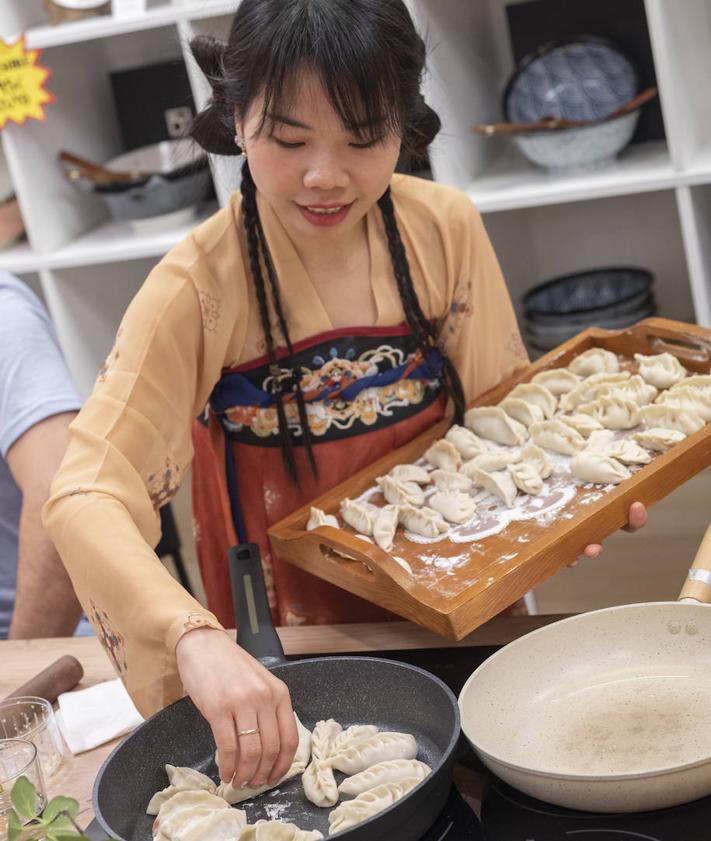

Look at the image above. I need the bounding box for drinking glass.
[0,697,67,777]
[0,739,46,835]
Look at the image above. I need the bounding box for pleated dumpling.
[153,790,231,839]
[429,490,476,524]
[430,469,473,493]
[332,724,380,753]
[147,765,216,815]
[468,466,518,507]
[656,386,711,421]
[578,396,641,430]
[306,507,339,531]
[238,821,324,841]
[338,758,431,797]
[302,719,341,808]
[460,450,519,476]
[388,464,430,484]
[464,406,527,446]
[570,451,631,485]
[529,419,585,455]
[603,439,652,465]
[508,461,543,495]
[559,371,630,412]
[517,444,553,479]
[373,505,400,552]
[670,373,711,396]
[424,439,462,472]
[340,499,378,535]
[635,352,687,389]
[633,427,686,452]
[639,404,705,435]
[531,367,581,395]
[327,777,421,834]
[498,396,544,427]
[506,382,557,419]
[444,424,487,458]
[376,475,425,507]
[167,808,248,841]
[558,413,603,438]
[328,732,418,775]
[568,347,620,376]
[398,504,449,538]
[599,373,658,406]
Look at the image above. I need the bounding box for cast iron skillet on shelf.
[92,543,461,841]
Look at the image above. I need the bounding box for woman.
[44,0,645,796]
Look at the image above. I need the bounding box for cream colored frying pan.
[459,524,711,812]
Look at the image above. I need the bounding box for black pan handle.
[228,543,287,668]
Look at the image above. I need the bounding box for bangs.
[242,1,406,140]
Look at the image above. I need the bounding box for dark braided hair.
[190,0,466,480]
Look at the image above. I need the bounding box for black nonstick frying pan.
[93,543,460,840]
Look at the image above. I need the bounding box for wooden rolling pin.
[4,655,84,704]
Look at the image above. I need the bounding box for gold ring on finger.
[237,727,260,737]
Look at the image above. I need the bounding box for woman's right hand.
[176,627,298,789]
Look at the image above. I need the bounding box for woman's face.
[238,71,402,242]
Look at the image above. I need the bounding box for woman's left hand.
[569,501,648,566]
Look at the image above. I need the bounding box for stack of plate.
[522,267,656,352]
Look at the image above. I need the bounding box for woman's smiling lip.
[296,200,355,227]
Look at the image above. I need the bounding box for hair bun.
[189,35,240,156]
[190,35,225,87]
[404,99,441,159]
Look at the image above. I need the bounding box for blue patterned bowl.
[504,36,638,124]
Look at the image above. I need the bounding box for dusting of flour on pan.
[263,802,292,821]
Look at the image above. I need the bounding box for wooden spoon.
[472,86,658,136]
[59,150,152,186]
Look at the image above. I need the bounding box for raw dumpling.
[165,809,248,841]
[634,427,686,452]
[529,419,585,455]
[430,469,473,493]
[467,466,518,507]
[328,732,418,775]
[460,450,519,476]
[340,499,377,535]
[517,444,552,479]
[578,396,641,430]
[635,352,687,389]
[429,490,476,524]
[506,382,557,419]
[508,461,543,495]
[218,713,311,805]
[423,439,462,472]
[670,374,711,396]
[585,429,616,452]
[570,451,631,485]
[531,368,581,395]
[373,505,400,552]
[376,475,425,507]
[328,777,421,834]
[558,413,604,438]
[558,372,631,413]
[568,348,620,376]
[399,504,449,538]
[147,765,217,815]
[599,374,658,406]
[332,724,380,753]
[306,507,339,531]
[464,406,528,446]
[656,386,711,421]
[498,396,545,427]
[238,821,323,841]
[444,424,487,458]
[302,719,341,808]
[639,404,705,435]
[153,790,231,839]
[388,464,430,484]
[603,439,652,465]
[338,758,431,797]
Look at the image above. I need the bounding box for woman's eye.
[273,138,305,149]
[350,136,385,150]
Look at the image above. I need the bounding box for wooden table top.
[0,614,563,829]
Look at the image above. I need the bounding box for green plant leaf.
[10,776,38,819]
[46,832,86,841]
[43,796,80,823]
[7,809,23,841]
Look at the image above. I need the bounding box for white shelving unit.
[1,0,710,399]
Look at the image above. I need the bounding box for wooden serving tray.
[268,318,711,640]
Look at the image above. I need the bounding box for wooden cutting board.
[269,318,711,640]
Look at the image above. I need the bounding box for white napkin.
[56,679,144,755]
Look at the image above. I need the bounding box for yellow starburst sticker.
[0,37,55,130]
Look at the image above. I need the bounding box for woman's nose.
[302,156,350,191]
